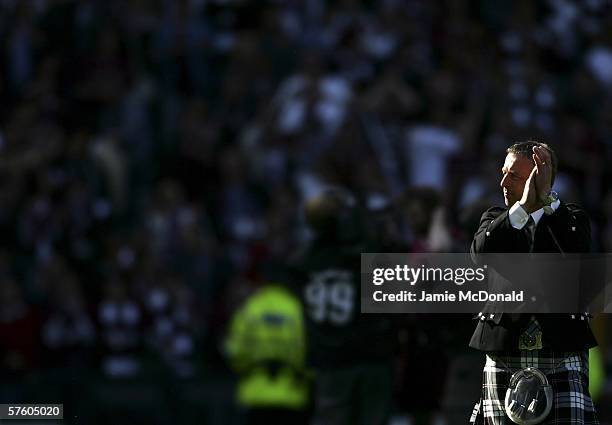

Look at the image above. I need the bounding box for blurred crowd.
[1,0,612,424]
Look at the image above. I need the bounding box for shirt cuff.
[543,197,561,215]
[509,202,530,229]
[551,198,560,211]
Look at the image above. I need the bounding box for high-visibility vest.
[589,347,604,402]
[226,284,308,409]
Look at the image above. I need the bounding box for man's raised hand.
[532,145,552,203]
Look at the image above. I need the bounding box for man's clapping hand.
[519,145,553,213]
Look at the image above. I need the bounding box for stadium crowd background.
[1,0,612,424]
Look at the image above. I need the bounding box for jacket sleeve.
[470,206,533,259]
[544,202,591,253]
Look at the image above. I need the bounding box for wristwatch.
[543,190,559,215]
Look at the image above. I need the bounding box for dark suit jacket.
[469,202,598,351]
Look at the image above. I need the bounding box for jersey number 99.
[304,270,354,325]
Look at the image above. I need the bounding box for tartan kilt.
[469,350,599,425]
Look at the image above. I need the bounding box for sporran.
[504,367,553,425]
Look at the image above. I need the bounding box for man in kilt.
[468,141,599,424]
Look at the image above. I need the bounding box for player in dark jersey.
[294,189,394,425]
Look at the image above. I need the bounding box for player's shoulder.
[557,202,590,224]
[479,206,507,221]
[562,202,588,216]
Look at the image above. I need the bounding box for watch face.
[545,191,558,205]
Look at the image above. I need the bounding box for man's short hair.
[304,189,351,237]
[507,141,558,185]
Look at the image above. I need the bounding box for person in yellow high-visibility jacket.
[226,283,310,425]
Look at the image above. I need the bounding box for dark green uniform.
[295,237,394,425]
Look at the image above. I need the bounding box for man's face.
[500,153,534,206]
